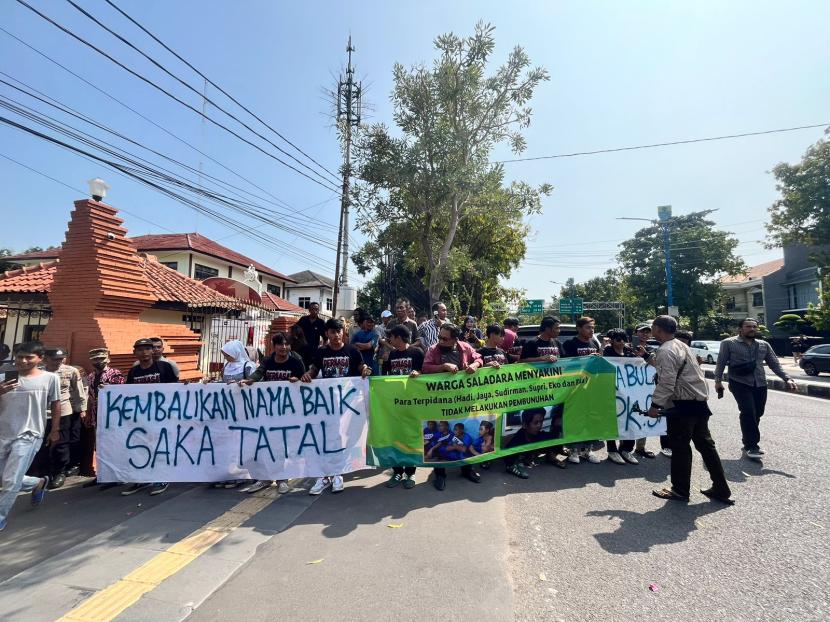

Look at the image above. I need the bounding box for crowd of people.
[0,298,798,531]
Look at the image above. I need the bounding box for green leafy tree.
[0,248,14,273]
[767,134,830,329]
[617,211,745,334]
[352,22,551,305]
[773,313,810,334]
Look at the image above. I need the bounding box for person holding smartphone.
[0,341,61,531]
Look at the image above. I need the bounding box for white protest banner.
[96,377,370,483]
[608,357,667,440]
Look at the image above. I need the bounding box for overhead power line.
[494,122,830,163]
[13,0,341,194]
[62,0,340,188]
[0,26,329,216]
[101,0,340,182]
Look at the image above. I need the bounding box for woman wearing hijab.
[212,340,257,489]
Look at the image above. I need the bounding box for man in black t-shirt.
[122,338,178,497]
[301,318,370,497]
[382,324,424,489]
[244,332,306,383]
[561,317,601,358]
[520,316,563,363]
[560,317,602,465]
[383,324,424,377]
[296,302,327,349]
[478,324,510,367]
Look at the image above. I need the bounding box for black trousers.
[433,465,473,477]
[728,381,768,450]
[31,414,82,477]
[666,412,730,499]
[606,439,635,453]
[393,466,416,476]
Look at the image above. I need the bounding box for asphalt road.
[1,387,827,621]
[190,387,829,622]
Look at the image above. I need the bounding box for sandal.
[507,463,530,479]
[652,487,689,502]
[700,488,735,505]
[547,453,568,469]
[638,449,658,459]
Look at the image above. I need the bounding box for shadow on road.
[586,502,731,554]
[721,457,797,483]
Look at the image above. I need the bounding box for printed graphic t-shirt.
[313,344,364,378]
[260,355,307,381]
[477,346,510,365]
[520,338,561,360]
[126,360,178,384]
[383,346,424,376]
[562,337,600,358]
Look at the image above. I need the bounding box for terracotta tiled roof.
[0,258,242,307]
[5,233,296,283]
[261,291,306,314]
[722,258,785,284]
[130,233,296,282]
[0,262,57,293]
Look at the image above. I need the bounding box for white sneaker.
[607,451,626,465]
[242,480,271,494]
[583,451,601,464]
[309,477,330,495]
[567,452,580,464]
[660,448,672,457]
[277,481,290,494]
[331,475,344,493]
[744,448,763,460]
[620,451,639,465]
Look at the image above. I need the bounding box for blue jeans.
[0,434,44,524]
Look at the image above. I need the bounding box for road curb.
[703,369,830,399]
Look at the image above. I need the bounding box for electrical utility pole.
[657,205,674,311]
[332,36,362,316]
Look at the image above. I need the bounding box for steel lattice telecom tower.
[332,36,362,316]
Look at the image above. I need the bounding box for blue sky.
[2,1,828,301]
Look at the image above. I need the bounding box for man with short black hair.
[714,317,796,460]
[648,316,732,504]
[37,347,87,489]
[302,318,371,495]
[520,316,562,363]
[561,317,602,464]
[478,325,510,366]
[386,301,419,345]
[502,317,522,362]
[417,302,448,351]
[297,301,327,349]
[0,341,61,531]
[149,337,180,378]
[423,324,484,490]
[122,339,178,497]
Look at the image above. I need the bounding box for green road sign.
[559,297,584,315]
[519,299,544,314]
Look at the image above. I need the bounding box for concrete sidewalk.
[701,360,830,399]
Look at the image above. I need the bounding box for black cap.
[44,347,68,358]
[133,338,154,348]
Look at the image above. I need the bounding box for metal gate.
[0,304,52,350]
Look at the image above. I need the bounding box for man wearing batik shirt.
[520,316,562,363]
[301,318,371,496]
[417,302,448,351]
[478,325,510,366]
[81,347,124,487]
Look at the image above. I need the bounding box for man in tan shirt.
[647,316,733,505]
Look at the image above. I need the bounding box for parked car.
[690,340,721,364]
[800,344,830,376]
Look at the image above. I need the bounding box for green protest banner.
[367,357,617,468]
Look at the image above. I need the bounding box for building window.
[298,296,311,309]
[725,296,736,311]
[326,298,333,311]
[267,284,280,295]
[757,313,765,325]
[160,261,178,270]
[787,285,798,309]
[194,263,219,280]
[752,292,763,307]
